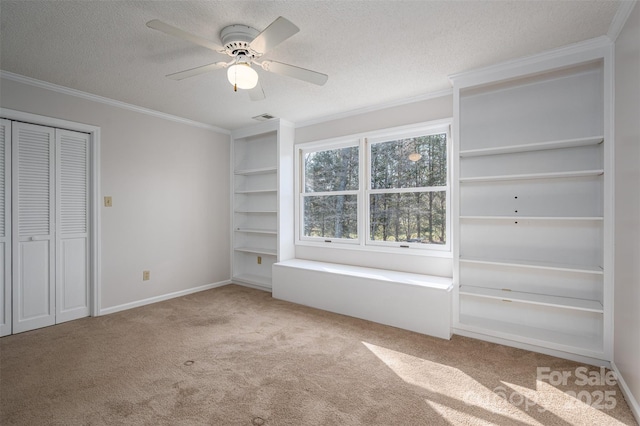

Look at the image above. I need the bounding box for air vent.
[252,113,276,122]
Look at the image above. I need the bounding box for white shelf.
[234,247,277,256]
[234,210,277,214]
[457,315,604,356]
[235,228,277,235]
[459,257,603,275]
[459,169,604,183]
[233,273,272,288]
[235,189,277,194]
[460,216,603,221]
[459,136,603,157]
[234,166,277,176]
[459,285,603,313]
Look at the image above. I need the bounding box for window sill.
[295,239,453,258]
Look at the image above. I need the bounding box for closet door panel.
[0,119,11,336]
[55,130,89,323]
[12,122,55,333]
[19,241,52,317]
[58,238,87,318]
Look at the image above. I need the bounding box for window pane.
[369,191,446,244]
[371,133,447,189]
[304,195,358,239]
[304,146,359,192]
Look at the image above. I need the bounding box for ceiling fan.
[146,16,328,100]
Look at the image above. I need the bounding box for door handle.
[30,235,48,241]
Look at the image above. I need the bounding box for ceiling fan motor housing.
[220,24,260,59]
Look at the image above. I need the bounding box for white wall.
[613,0,640,416]
[295,94,453,144]
[294,95,454,276]
[0,77,231,311]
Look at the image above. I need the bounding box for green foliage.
[304,146,359,192]
[370,191,446,244]
[304,195,358,239]
[371,134,447,189]
[370,134,447,244]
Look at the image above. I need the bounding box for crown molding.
[607,0,638,42]
[449,36,612,89]
[294,88,453,129]
[230,118,294,139]
[0,71,231,135]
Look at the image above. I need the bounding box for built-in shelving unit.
[451,41,613,363]
[231,120,294,290]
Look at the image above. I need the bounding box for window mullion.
[369,186,448,195]
[302,190,359,197]
[360,137,368,246]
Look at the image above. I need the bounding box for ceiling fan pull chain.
[233,62,238,91]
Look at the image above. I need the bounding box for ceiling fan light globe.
[227,64,259,90]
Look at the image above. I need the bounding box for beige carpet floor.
[0,284,636,425]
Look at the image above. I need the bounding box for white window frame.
[295,119,452,255]
[298,137,362,245]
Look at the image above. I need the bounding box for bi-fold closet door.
[0,120,11,336]
[1,120,90,335]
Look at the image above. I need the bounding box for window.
[302,144,359,241]
[298,121,451,252]
[369,133,448,246]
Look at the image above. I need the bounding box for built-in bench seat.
[272,259,453,339]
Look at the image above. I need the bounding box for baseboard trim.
[453,328,610,367]
[99,280,232,316]
[611,361,640,424]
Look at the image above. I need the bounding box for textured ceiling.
[0,1,623,131]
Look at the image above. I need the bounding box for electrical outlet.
[257,256,262,265]
[104,196,113,207]
[143,270,150,281]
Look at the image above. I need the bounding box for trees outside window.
[298,122,450,251]
[302,145,359,240]
[369,133,447,245]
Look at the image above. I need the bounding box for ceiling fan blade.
[261,60,328,86]
[166,62,228,80]
[249,17,299,55]
[146,19,224,52]
[248,81,266,101]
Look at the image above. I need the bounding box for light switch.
[104,196,113,207]
[143,270,150,281]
